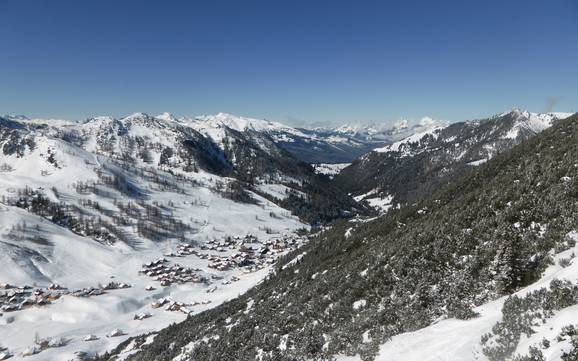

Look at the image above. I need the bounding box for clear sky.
[1,0,577,125]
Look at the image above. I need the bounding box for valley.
[0,109,576,361]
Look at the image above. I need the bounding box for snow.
[467,158,488,166]
[344,227,354,238]
[156,112,178,122]
[282,252,307,270]
[0,242,284,360]
[374,232,578,361]
[352,299,367,310]
[256,183,294,200]
[374,125,445,156]
[362,330,372,343]
[2,109,575,360]
[364,195,394,213]
[3,115,78,127]
[190,113,309,145]
[195,113,291,133]
[502,109,572,140]
[354,190,394,213]
[312,163,350,177]
[353,189,379,202]
[279,334,289,351]
[326,116,447,143]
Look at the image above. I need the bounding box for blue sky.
[0,0,577,125]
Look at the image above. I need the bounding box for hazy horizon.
[3,107,576,130]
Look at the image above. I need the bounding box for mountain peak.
[123,112,151,121]
[156,112,178,122]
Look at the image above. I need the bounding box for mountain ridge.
[336,109,574,210]
[2,112,450,164]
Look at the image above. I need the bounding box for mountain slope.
[107,113,578,361]
[189,112,371,164]
[1,112,364,225]
[335,109,573,208]
[181,114,368,223]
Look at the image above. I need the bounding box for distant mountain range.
[3,112,447,164]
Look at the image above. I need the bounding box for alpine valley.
[1,109,577,361]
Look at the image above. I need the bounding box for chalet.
[134,312,152,320]
[108,329,126,337]
[83,334,99,341]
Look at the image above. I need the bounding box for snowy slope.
[500,109,572,139]
[312,163,351,178]
[373,110,572,155]
[373,124,446,156]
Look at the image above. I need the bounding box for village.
[0,232,307,359]
[139,233,305,289]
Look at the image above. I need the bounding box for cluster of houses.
[165,243,197,257]
[200,235,253,252]
[137,234,306,294]
[0,283,63,313]
[139,258,206,287]
[134,233,308,322]
[137,234,305,292]
[0,281,131,314]
[69,281,131,298]
[202,234,305,272]
[150,296,212,315]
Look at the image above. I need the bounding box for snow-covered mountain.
[181,112,447,164]
[2,112,446,165]
[336,109,573,209]
[0,111,366,360]
[185,112,375,164]
[3,112,365,221]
